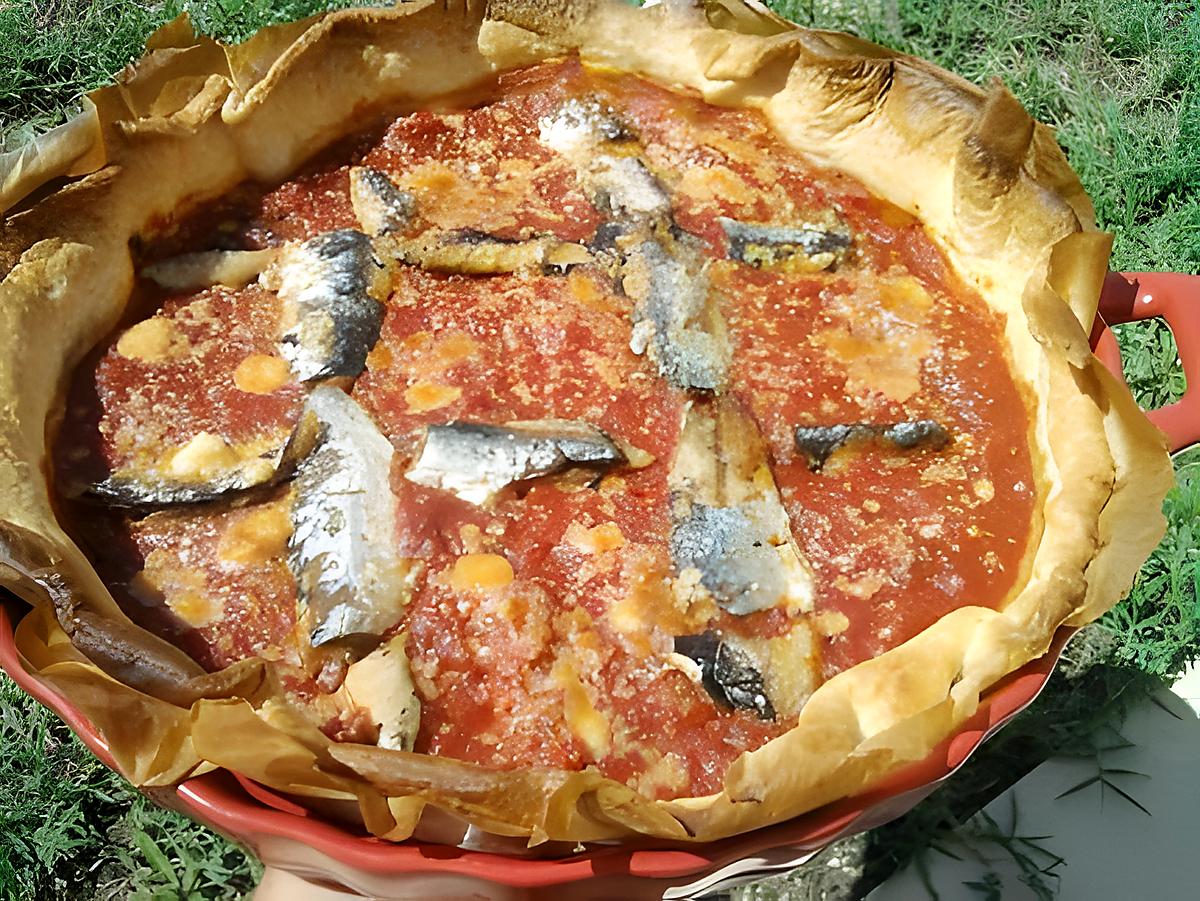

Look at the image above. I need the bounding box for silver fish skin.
[718,216,852,271]
[672,631,775,720]
[405,419,627,506]
[668,400,814,616]
[88,463,274,508]
[86,480,228,507]
[624,236,730,392]
[793,420,951,471]
[288,386,412,647]
[268,229,386,382]
[349,167,415,237]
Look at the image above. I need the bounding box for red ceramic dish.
[1,271,1195,897]
[1093,272,1200,450]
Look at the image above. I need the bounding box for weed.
[0,673,260,900]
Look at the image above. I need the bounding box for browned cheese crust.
[0,0,1173,844]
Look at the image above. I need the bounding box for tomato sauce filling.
[73,493,297,673]
[55,283,305,496]
[53,60,1036,800]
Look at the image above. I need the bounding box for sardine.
[540,99,732,390]
[590,156,672,221]
[381,228,591,276]
[719,216,852,272]
[538,98,671,223]
[793,420,951,471]
[668,399,814,616]
[288,386,413,647]
[671,619,816,721]
[141,248,278,293]
[84,429,293,507]
[338,633,421,751]
[623,235,730,392]
[405,419,628,506]
[588,219,628,254]
[671,502,794,615]
[673,631,775,720]
[349,166,416,237]
[264,229,387,382]
[538,97,636,153]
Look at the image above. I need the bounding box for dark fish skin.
[673,632,775,720]
[718,217,852,271]
[85,462,279,508]
[589,220,628,254]
[272,229,386,382]
[77,427,297,508]
[884,420,952,449]
[405,419,627,505]
[453,228,521,246]
[793,420,951,471]
[349,167,415,236]
[288,386,411,648]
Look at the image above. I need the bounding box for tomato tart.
[0,0,1172,844]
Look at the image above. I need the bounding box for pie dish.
[0,0,1173,847]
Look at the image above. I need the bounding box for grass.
[1,0,1198,898]
[0,675,261,900]
[1103,449,1200,678]
[0,0,370,152]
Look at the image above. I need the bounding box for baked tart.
[0,0,1172,844]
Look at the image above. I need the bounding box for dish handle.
[1094,271,1200,453]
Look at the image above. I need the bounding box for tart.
[0,0,1173,844]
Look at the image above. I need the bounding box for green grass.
[0,1,370,152]
[1,1,1198,898]
[1102,449,1200,679]
[0,675,261,900]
